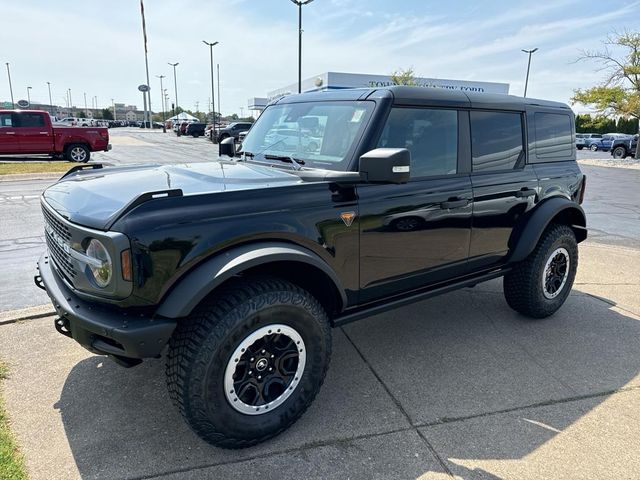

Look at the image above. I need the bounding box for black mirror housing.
[219,137,236,157]
[358,148,411,184]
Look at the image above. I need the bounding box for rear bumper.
[36,252,176,360]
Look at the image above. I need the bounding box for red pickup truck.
[0,110,111,162]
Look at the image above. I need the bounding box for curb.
[0,304,55,325]
[0,172,62,182]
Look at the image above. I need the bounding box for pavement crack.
[416,384,640,429]
[340,326,456,478]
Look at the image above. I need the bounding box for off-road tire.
[166,276,332,448]
[503,224,578,318]
[612,146,627,159]
[65,143,90,163]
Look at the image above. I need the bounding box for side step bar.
[334,268,510,326]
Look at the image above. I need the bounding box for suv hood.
[43,161,301,230]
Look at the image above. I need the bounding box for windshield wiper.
[263,154,305,170]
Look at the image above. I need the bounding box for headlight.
[85,239,112,288]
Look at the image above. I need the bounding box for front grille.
[42,204,77,281]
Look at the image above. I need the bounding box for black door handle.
[515,188,536,198]
[440,197,469,209]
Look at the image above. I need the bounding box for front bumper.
[36,252,176,360]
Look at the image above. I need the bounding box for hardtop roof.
[274,85,570,111]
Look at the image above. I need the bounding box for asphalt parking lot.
[1,129,639,479]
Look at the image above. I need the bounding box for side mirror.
[358,148,411,184]
[219,136,236,157]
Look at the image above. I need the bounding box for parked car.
[580,133,603,149]
[575,133,586,150]
[0,109,110,162]
[35,87,586,448]
[58,117,94,127]
[264,128,322,152]
[185,122,207,137]
[215,121,253,142]
[588,134,619,152]
[610,134,638,159]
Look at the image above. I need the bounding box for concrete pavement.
[0,241,638,480]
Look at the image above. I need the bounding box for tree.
[571,31,640,158]
[101,108,113,120]
[390,67,418,86]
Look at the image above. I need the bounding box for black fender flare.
[156,242,347,318]
[508,197,587,263]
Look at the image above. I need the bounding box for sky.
[1,0,638,116]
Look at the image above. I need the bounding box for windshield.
[241,100,374,170]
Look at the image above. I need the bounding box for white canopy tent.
[166,112,199,122]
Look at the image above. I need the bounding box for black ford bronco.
[35,86,587,448]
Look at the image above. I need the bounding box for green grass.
[0,162,74,176]
[0,362,28,480]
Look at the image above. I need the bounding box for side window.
[471,111,524,172]
[535,112,573,159]
[0,113,12,127]
[16,113,45,128]
[377,108,457,177]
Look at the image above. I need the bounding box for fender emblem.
[340,211,356,227]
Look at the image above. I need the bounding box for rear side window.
[535,112,573,159]
[377,108,457,177]
[17,113,45,128]
[470,111,524,172]
[0,113,12,127]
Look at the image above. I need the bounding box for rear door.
[467,110,538,269]
[358,107,472,302]
[14,112,52,153]
[0,112,19,153]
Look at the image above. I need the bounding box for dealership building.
[248,71,510,114]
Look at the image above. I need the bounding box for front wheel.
[503,224,578,318]
[65,144,90,163]
[590,144,598,152]
[166,277,332,448]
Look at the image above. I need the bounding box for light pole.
[112,98,116,121]
[522,48,538,98]
[27,86,32,107]
[5,63,14,108]
[46,82,53,115]
[217,63,221,121]
[168,62,179,120]
[68,89,73,110]
[290,0,314,94]
[140,0,152,128]
[203,41,219,141]
[83,92,88,117]
[156,74,166,127]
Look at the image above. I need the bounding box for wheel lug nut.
[261,349,265,354]
[270,354,274,358]
[268,367,272,371]
[249,370,253,375]
[250,357,254,362]
[258,375,262,379]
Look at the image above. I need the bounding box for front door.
[0,112,18,153]
[14,112,52,153]
[358,107,472,303]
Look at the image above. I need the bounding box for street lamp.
[168,62,179,119]
[112,98,117,121]
[290,0,314,94]
[83,92,88,117]
[156,74,166,128]
[522,48,538,98]
[203,41,219,141]
[5,63,14,108]
[46,82,53,115]
[27,86,32,106]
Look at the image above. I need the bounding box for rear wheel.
[65,144,90,163]
[612,146,627,159]
[166,276,331,448]
[503,224,578,318]
[576,145,583,150]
